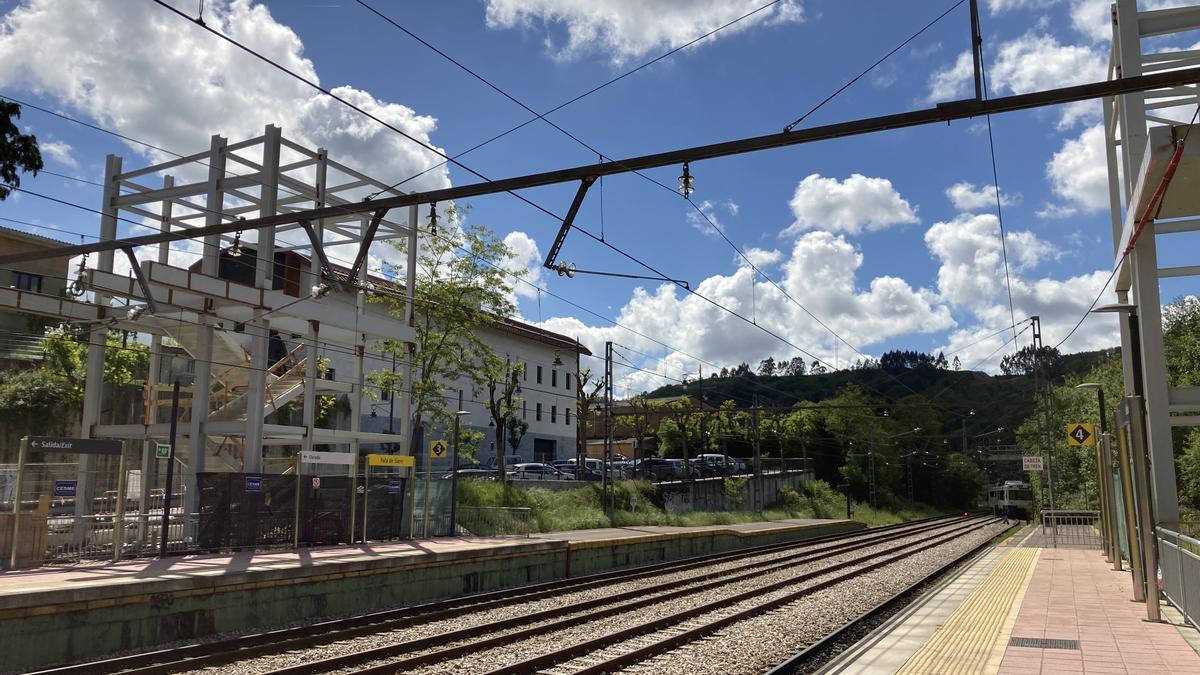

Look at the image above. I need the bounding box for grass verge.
[457,478,943,533]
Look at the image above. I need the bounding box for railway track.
[39,515,1001,675]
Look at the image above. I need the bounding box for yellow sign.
[367,453,414,467]
[429,440,448,459]
[1066,423,1096,446]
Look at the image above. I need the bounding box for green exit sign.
[155,443,171,459]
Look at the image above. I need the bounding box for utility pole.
[603,341,614,518]
[868,438,877,508]
[752,396,762,512]
[1032,316,1056,514]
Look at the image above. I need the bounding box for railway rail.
[40,515,1001,675]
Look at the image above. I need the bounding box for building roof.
[0,224,72,248]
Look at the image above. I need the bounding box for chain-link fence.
[455,506,532,537]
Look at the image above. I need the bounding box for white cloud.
[1036,202,1078,219]
[945,182,1019,211]
[39,139,77,168]
[740,246,782,269]
[502,231,544,300]
[1069,0,1193,43]
[0,0,451,196]
[1047,123,1109,213]
[926,33,1105,128]
[928,51,973,101]
[541,229,953,393]
[484,0,804,65]
[686,199,737,236]
[986,0,1061,14]
[783,173,918,237]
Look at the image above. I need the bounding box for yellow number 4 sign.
[429,440,448,459]
[1066,423,1096,447]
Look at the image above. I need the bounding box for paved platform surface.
[823,526,1200,674]
[0,517,849,605]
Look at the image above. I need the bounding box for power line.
[783,0,966,132]
[361,0,793,198]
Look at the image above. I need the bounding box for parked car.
[507,463,575,480]
[439,468,497,480]
[695,454,743,475]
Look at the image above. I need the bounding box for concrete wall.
[660,471,814,513]
[0,517,860,672]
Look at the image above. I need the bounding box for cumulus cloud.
[783,173,918,237]
[740,247,782,269]
[927,33,1105,128]
[539,230,953,393]
[686,199,737,236]
[926,212,1117,367]
[502,231,545,300]
[928,51,974,101]
[945,182,1019,211]
[986,0,1061,14]
[484,0,804,65]
[0,0,451,195]
[1046,123,1108,213]
[38,139,78,168]
[1068,0,1193,43]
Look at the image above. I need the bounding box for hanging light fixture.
[555,261,576,278]
[428,202,438,237]
[678,162,694,198]
[553,351,564,367]
[230,229,244,257]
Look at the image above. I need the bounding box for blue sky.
[1,0,1196,395]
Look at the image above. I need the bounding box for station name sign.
[28,436,123,455]
[367,453,415,468]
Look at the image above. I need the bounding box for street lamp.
[450,410,470,536]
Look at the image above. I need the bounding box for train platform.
[0,516,859,673]
[823,525,1200,674]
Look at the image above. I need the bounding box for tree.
[935,351,948,369]
[506,415,528,459]
[782,357,806,377]
[575,366,605,476]
[369,213,521,462]
[617,394,658,477]
[1,101,43,201]
[485,356,524,482]
[1000,345,1063,378]
[952,355,962,371]
[758,357,776,377]
[810,360,827,375]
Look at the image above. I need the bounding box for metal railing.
[1158,527,1200,631]
[455,506,532,538]
[34,511,198,564]
[1040,510,1103,549]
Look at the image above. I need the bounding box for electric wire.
[977,25,1020,354]
[360,0,794,198]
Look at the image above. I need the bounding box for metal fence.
[1158,528,1200,631]
[1040,510,1103,549]
[455,506,532,538]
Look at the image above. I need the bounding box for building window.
[566,408,572,425]
[536,402,542,422]
[523,361,528,380]
[11,271,42,293]
[566,373,572,390]
[552,369,558,387]
[537,365,543,384]
[523,400,527,420]
[381,388,389,401]
[324,368,335,381]
[551,405,557,423]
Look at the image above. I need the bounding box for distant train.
[987,480,1034,520]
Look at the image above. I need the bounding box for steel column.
[244,125,281,475]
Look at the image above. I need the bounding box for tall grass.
[457,479,941,533]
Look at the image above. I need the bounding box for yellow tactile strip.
[898,547,1040,675]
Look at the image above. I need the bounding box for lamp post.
[449,409,470,536]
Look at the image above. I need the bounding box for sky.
[1,0,1198,397]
